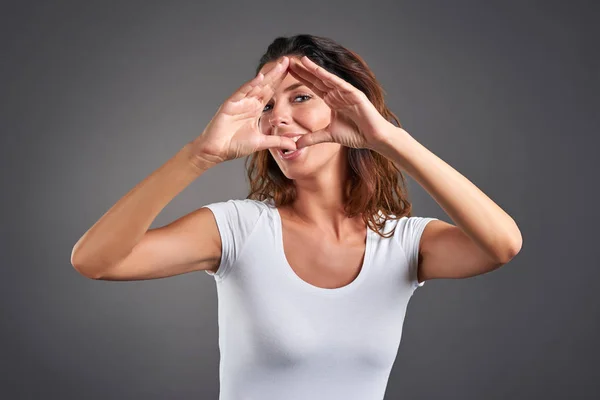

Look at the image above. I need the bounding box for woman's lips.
[279,147,305,160]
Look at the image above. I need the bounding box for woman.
[71,35,522,400]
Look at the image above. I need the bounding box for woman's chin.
[280,166,311,180]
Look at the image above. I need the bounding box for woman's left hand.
[288,56,394,152]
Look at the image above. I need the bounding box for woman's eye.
[263,94,311,112]
[295,94,311,102]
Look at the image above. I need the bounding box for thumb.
[295,128,333,149]
[257,135,297,152]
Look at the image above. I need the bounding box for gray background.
[1,0,598,399]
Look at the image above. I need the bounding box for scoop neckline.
[270,204,373,296]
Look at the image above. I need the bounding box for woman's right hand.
[188,56,297,167]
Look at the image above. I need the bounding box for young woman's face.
[258,57,346,180]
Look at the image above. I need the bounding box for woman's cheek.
[303,108,331,131]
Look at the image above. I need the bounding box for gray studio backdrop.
[2,1,598,399]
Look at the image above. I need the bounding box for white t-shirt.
[202,198,437,400]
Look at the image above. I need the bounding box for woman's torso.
[202,198,430,400]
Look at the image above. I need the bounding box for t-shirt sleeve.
[201,199,265,281]
[395,216,439,290]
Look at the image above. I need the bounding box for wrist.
[373,126,414,161]
[181,142,219,174]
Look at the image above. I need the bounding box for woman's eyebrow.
[282,83,306,93]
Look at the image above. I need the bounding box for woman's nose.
[269,106,290,127]
[269,115,289,127]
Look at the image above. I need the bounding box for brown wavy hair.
[245,34,413,238]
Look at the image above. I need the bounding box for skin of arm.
[71,143,212,277]
[377,127,522,281]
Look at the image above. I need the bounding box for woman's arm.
[378,128,522,281]
[71,143,218,279]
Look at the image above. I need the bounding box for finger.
[289,57,332,90]
[288,59,329,96]
[257,134,297,152]
[244,58,289,103]
[256,57,291,103]
[259,57,289,94]
[229,72,264,102]
[262,56,289,85]
[287,67,326,99]
[246,81,265,99]
[295,128,334,149]
[299,56,355,93]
